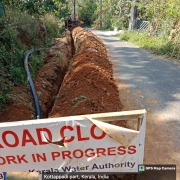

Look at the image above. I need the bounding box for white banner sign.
[0,111,146,174]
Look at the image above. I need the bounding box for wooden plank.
[78,109,146,122]
[0,110,147,128]
[88,115,140,121]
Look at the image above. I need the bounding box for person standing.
[68,14,72,25]
[65,14,73,30]
[75,14,79,26]
[80,21,84,28]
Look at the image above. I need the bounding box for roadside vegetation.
[114,0,180,61]
[93,0,131,30]
[115,31,180,60]
[89,0,180,61]
[66,0,99,26]
[0,1,68,110]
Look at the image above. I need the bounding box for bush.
[79,2,98,26]
[44,13,60,38]
[0,8,62,110]
[93,15,129,31]
[1,9,41,46]
[111,17,124,30]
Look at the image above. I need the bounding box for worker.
[68,14,72,25]
[65,14,73,29]
[75,14,79,26]
[80,21,84,28]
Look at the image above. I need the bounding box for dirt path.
[88,29,180,179]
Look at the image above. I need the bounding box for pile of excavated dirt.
[34,56,66,119]
[33,32,72,118]
[0,27,124,128]
[0,32,72,122]
[49,27,123,121]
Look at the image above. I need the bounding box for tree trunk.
[100,0,102,28]
[128,0,138,31]
[119,6,122,17]
[74,0,76,21]
[119,0,122,17]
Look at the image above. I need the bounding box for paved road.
[88,29,180,179]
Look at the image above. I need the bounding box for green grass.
[70,95,90,104]
[52,94,59,100]
[115,31,180,60]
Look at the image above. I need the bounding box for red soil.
[34,57,65,118]
[1,27,124,127]
[49,27,123,119]
[0,86,34,122]
[34,39,71,118]
[0,104,32,122]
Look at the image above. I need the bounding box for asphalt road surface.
[87,29,180,180]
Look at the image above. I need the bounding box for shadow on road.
[88,29,180,179]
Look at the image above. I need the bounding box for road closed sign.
[0,110,146,174]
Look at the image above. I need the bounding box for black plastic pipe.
[24,50,43,119]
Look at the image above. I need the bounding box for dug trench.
[0,30,73,121]
[0,27,126,129]
[0,27,134,179]
[49,27,124,124]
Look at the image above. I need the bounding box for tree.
[137,0,180,36]
[78,0,98,26]
[0,0,68,18]
[128,0,138,30]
